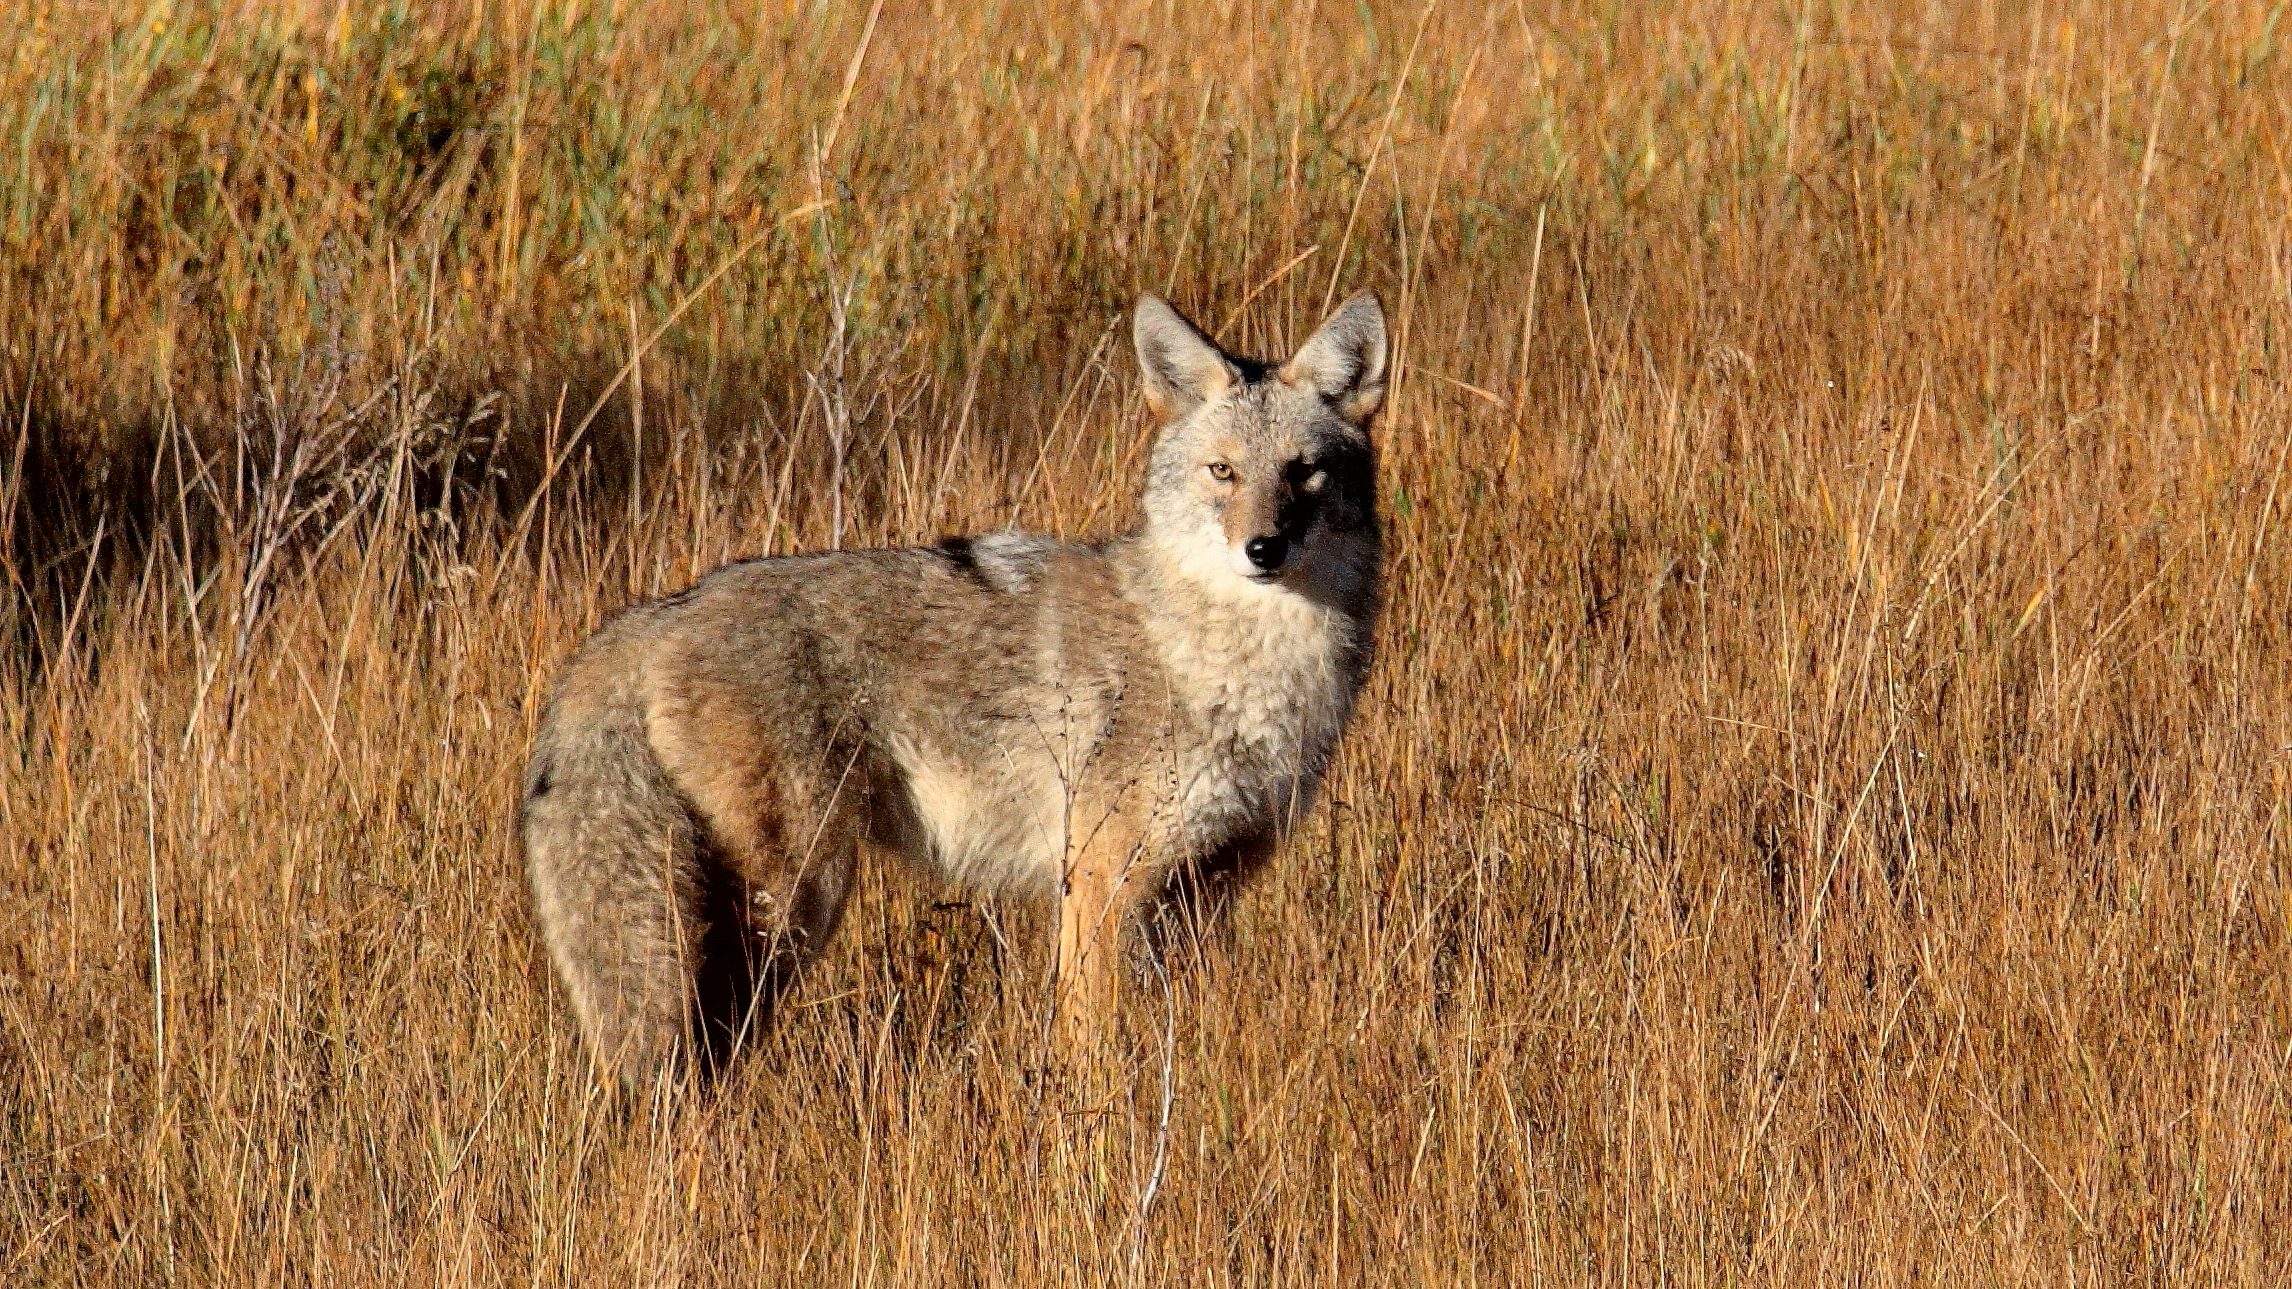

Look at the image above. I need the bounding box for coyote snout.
[523,289,1389,1088]
[1219,457,1338,580]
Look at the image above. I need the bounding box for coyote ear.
[1134,294,1233,420]
[1281,291,1387,424]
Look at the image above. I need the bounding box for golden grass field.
[5,0,2291,1281]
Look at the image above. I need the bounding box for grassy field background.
[5,0,2292,1281]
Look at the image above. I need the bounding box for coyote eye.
[1285,459,1323,488]
[1206,461,1234,482]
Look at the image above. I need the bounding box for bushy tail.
[521,663,757,1090]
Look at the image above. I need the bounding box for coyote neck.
[1112,532,1379,844]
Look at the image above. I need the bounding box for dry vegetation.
[5,0,2292,1281]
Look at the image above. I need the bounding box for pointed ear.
[1133,294,1233,420]
[1281,291,1387,424]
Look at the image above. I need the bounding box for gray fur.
[523,292,1389,1086]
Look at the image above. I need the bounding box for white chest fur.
[1148,580,1366,853]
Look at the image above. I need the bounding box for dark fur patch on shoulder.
[934,536,977,569]
[526,758,553,801]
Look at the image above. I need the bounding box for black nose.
[1244,535,1290,572]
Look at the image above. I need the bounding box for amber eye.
[1206,461,1235,482]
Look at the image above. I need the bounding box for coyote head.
[1132,291,1387,607]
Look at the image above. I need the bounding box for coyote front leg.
[1053,828,1155,1053]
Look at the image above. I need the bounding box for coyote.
[523,291,1388,1086]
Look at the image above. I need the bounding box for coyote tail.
[521,667,757,1089]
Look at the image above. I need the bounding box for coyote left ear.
[1281,292,1387,425]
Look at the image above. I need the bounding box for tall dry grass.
[4,0,2291,1281]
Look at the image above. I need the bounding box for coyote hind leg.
[525,757,856,1090]
[645,705,859,1078]
[685,831,855,1075]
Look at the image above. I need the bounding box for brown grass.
[5,0,2291,1281]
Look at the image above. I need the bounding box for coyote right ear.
[1133,294,1233,420]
